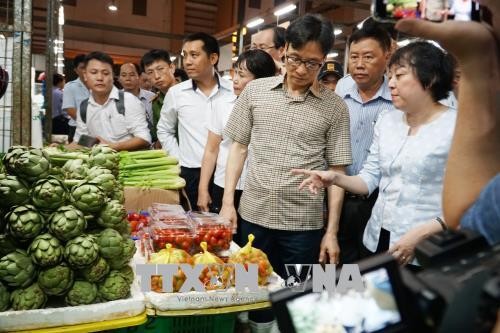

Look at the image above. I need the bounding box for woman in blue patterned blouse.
[293,41,456,265]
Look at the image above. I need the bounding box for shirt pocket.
[107,113,129,141]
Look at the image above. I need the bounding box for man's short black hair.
[234,49,276,79]
[389,41,453,102]
[84,51,114,68]
[120,63,141,75]
[174,68,189,82]
[141,49,172,71]
[73,54,86,68]
[183,32,220,66]
[285,14,333,56]
[349,22,392,53]
[259,24,286,49]
[53,73,64,86]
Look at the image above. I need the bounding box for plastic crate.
[114,313,236,333]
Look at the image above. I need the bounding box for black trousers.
[211,184,244,247]
[52,115,69,135]
[180,166,214,211]
[337,189,379,264]
[68,125,76,143]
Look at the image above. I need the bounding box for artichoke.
[6,205,45,241]
[117,265,134,285]
[0,250,36,287]
[62,159,88,180]
[10,283,47,310]
[65,281,98,306]
[96,200,127,229]
[2,145,28,174]
[38,264,74,296]
[30,177,67,211]
[11,148,51,183]
[80,257,109,283]
[48,205,87,242]
[98,271,130,301]
[28,233,63,267]
[111,184,125,203]
[0,174,30,208]
[70,182,106,214]
[0,234,19,257]
[87,166,117,195]
[107,238,136,270]
[115,220,132,237]
[97,228,124,259]
[0,281,10,311]
[89,145,119,175]
[64,235,99,268]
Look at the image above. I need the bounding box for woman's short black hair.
[53,73,64,86]
[174,68,189,82]
[234,49,276,79]
[285,14,333,56]
[389,41,453,102]
[84,51,114,68]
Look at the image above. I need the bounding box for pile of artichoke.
[0,145,135,312]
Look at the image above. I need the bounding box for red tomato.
[129,220,139,232]
[128,212,140,221]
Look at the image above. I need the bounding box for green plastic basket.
[114,313,236,333]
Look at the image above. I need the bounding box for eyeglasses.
[250,44,276,51]
[285,55,323,71]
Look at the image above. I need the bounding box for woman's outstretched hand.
[291,169,338,194]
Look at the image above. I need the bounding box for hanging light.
[247,18,264,28]
[274,4,296,17]
[108,0,118,12]
[334,28,342,36]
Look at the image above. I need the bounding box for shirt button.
[355,139,359,143]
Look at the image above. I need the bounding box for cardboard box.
[124,186,180,211]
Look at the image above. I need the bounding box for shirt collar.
[89,86,118,105]
[270,75,322,99]
[343,75,392,103]
[186,72,232,92]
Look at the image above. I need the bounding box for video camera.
[270,229,500,333]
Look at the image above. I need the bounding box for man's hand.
[197,190,212,212]
[319,232,340,264]
[291,169,338,195]
[96,136,119,151]
[220,203,238,232]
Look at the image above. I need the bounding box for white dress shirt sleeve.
[157,88,180,158]
[358,112,385,195]
[125,94,152,144]
[62,83,77,110]
[207,101,223,136]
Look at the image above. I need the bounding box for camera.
[270,229,500,333]
[372,0,482,22]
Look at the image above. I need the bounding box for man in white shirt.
[62,54,88,142]
[119,62,156,138]
[157,32,234,208]
[72,52,151,151]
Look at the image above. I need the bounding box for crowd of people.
[46,1,499,330]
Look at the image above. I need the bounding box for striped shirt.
[335,75,394,176]
[225,76,352,231]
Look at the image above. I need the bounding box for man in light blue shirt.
[334,23,395,264]
[62,54,89,142]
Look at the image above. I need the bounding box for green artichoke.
[0,281,10,311]
[12,148,51,183]
[2,145,28,174]
[0,234,19,257]
[0,249,36,287]
[10,283,47,310]
[30,177,67,211]
[28,233,63,267]
[62,159,88,180]
[117,265,134,285]
[98,271,130,301]
[64,235,99,268]
[107,239,136,270]
[0,174,30,208]
[38,264,74,296]
[111,184,125,203]
[6,205,45,241]
[80,257,109,283]
[48,205,87,242]
[96,200,127,229]
[97,228,124,259]
[65,280,98,306]
[89,145,119,175]
[70,182,106,214]
[115,220,132,237]
[87,166,117,196]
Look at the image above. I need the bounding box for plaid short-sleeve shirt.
[225,75,352,231]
